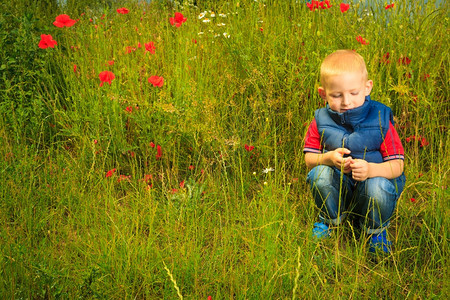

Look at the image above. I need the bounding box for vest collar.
[326,95,372,126]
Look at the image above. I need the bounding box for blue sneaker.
[369,230,392,254]
[312,222,331,239]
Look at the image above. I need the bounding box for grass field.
[0,0,448,298]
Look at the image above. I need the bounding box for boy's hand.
[330,148,353,173]
[350,159,370,181]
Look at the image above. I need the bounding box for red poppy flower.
[170,12,187,27]
[319,0,332,9]
[244,144,255,152]
[398,56,411,65]
[99,71,115,87]
[106,168,116,177]
[406,135,415,143]
[145,42,156,54]
[306,1,319,11]
[340,3,350,12]
[179,180,185,188]
[126,46,136,54]
[188,165,195,170]
[381,52,390,64]
[156,145,162,160]
[38,34,57,49]
[143,174,152,184]
[108,60,114,65]
[73,64,77,73]
[149,142,155,148]
[53,14,77,27]
[118,175,131,183]
[125,106,133,113]
[420,137,429,147]
[410,197,416,203]
[421,74,430,81]
[148,76,164,87]
[117,7,129,14]
[356,35,368,45]
[385,3,395,9]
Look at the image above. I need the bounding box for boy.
[303,50,406,254]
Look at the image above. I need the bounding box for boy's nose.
[341,95,351,106]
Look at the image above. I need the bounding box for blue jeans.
[306,165,406,234]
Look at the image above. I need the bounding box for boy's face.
[318,72,373,113]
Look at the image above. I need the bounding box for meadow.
[0,0,448,298]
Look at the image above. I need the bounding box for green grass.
[0,0,448,298]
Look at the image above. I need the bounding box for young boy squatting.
[303,50,406,253]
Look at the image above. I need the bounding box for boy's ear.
[365,80,373,95]
[318,87,326,99]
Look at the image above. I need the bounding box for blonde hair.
[320,50,368,87]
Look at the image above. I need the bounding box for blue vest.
[315,96,393,163]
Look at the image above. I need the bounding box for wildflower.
[210,12,216,17]
[156,145,162,160]
[99,71,115,87]
[420,137,429,147]
[381,52,390,64]
[53,14,77,27]
[94,139,98,144]
[118,175,131,183]
[192,39,197,43]
[410,197,416,203]
[73,64,77,73]
[406,135,415,143]
[340,3,350,13]
[319,0,332,9]
[421,74,430,81]
[106,168,116,177]
[117,7,129,14]
[217,23,226,27]
[180,180,185,188]
[38,34,57,49]
[202,18,211,23]
[385,3,395,9]
[198,12,206,19]
[262,167,275,174]
[306,1,319,11]
[143,174,152,184]
[126,46,136,54]
[219,13,227,17]
[356,35,368,45]
[189,165,195,170]
[145,42,156,54]
[125,106,133,113]
[148,76,164,87]
[108,60,114,65]
[260,27,263,32]
[398,56,411,65]
[244,144,255,152]
[170,12,187,27]
[149,142,155,148]
[223,32,230,38]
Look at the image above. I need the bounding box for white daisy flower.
[203,18,211,23]
[262,167,275,174]
[198,12,206,19]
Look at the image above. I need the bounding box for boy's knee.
[364,177,398,203]
[306,165,334,188]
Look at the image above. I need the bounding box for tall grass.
[0,0,448,298]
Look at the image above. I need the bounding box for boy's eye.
[351,92,359,95]
[331,94,341,98]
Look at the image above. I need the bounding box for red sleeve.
[303,119,322,153]
[380,122,405,161]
